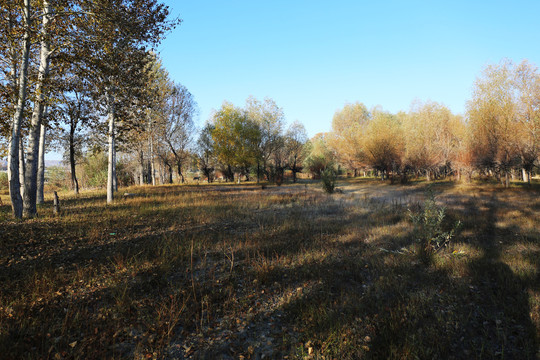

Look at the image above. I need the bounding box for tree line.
[1,0,537,222]
[0,0,310,222]
[324,59,540,186]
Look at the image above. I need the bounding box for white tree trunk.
[522,168,530,184]
[113,143,118,192]
[8,0,31,219]
[150,135,156,186]
[107,94,116,204]
[23,0,51,217]
[138,150,144,184]
[37,122,46,204]
[19,140,25,199]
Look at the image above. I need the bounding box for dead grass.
[0,179,538,359]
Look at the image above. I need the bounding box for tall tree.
[245,96,285,183]
[163,83,197,183]
[467,60,519,187]
[363,108,404,181]
[327,102,370,176]
[285,120,308,183]
[211,102,261,181]
[58,80,96,194]
[403,100,462,180]
[22,0,53,217]
[196,122,216,182]
[513,60,540,184]
[6,0,32,218]
[76,0,178,203]
[304,133,334,178]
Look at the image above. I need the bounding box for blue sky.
[157,0,540,137]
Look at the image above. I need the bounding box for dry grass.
[0,179,539,359]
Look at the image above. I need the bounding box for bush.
[81,152,108,188]
[46,166,69,191]
[0,172,8,191]
[321,168,337,194]
[409,188,461,263]
[116,161,134,187]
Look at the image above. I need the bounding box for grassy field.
[0,179,539,359]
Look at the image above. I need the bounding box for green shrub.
[46,166,69,190]
[409,188,461,263]
[82,152,108,188]
[321,168,337,194]
[0,172,8,191]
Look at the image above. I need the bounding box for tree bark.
[8,0,31,218]
[167,164,172,184]
[69,128,79,194]
[113,143,118,191]
[107,93,116,204]
[53,191,59,215]
[23,0,51,217]
[37,123,46,204]
[19,140,26,199]
[176,162,184,183]
[292,157,298,183]
[227,165,234,182]
[138,150,145,185]
[149,134,156,186]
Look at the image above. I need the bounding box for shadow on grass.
[0,183,538,359]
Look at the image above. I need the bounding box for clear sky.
[157,0,540,137]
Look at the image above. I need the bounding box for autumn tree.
[245,96,285,183]
[304,133,334,178]
[285,120,308,183]
[4,0,32,218]
[403,101,462,180]
[196,122,216,182]
[211,102,261,181]
[467,60,520,187]
[513,60,540,184]
[22,0,56,217]
[76,0,178,202]
[327,102,370,176]
[163,83,197,183]
[363,108,404,181]
[56,76,98,194]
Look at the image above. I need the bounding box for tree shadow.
[1,183,538,359]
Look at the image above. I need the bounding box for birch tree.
[5,0,31,218]
[22,0,53,217]
[76,0,178,203]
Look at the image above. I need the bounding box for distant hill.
[45,160,64,167]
